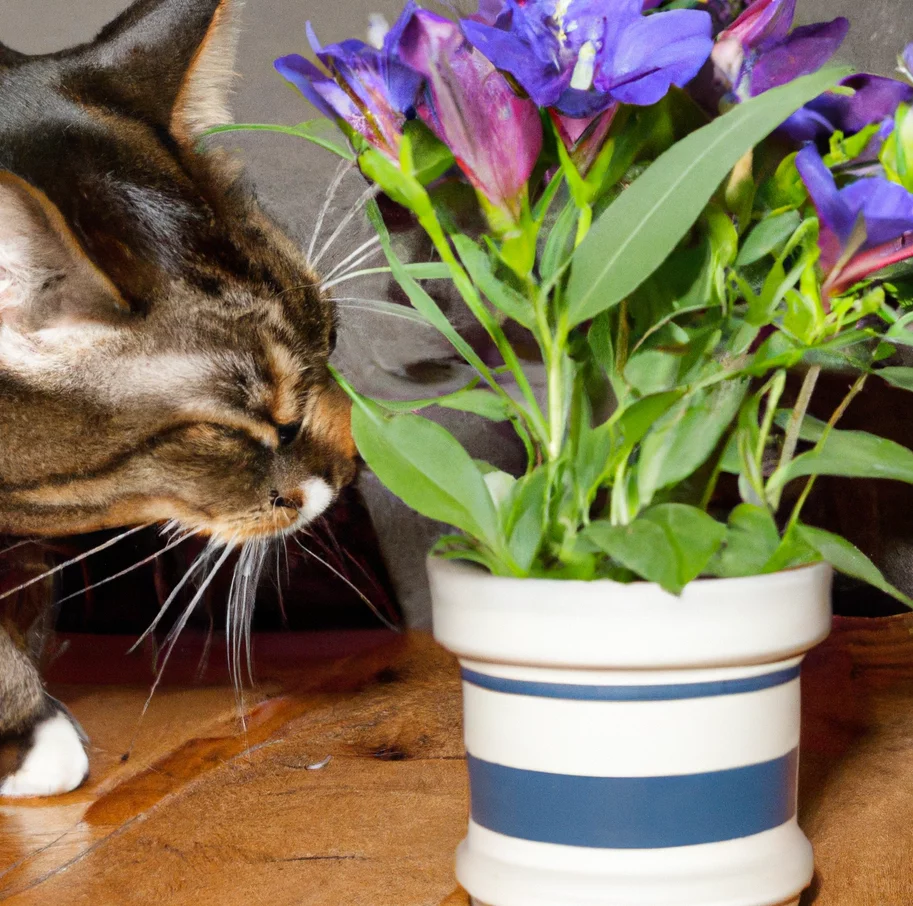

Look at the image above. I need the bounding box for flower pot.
[428,558,833,906]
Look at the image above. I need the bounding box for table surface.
[2,622,913,906]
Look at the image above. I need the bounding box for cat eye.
[277,421,302,447]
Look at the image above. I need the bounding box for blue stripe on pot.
[460,665,800,702]
[467,749,799,849]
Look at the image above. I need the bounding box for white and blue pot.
[428,558,833,906]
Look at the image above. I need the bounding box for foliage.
[234,1,913,601]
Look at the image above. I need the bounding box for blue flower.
[275,4,423,160]
[782,75,913,144]
[796,144,913,294]
[460,0,713,117]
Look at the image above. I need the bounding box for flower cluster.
[244,2,913,595]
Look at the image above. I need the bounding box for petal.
[718,0,796,50]
[461,18,568,107]
[749,19,848,96]
[398,10,542,213]
[779,74,913,145]
[553,85,618,117]
[903,43,913,80]
[837,75,913,135]
[795,145,854,271]
[598,10,713,106]
[474,0,507,25]
[274,54,357,123]
[842,178,913,249]
[306,22,323,54]
[780,106,838,142]
[383,0,419,57]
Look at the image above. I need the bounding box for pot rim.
[427,556,833,670]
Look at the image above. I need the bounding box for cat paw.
[0,708,89,798]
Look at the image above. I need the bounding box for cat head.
[0,0,356,543]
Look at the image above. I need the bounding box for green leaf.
[624,348,681,394]
[564,67,848,327]
[375,386,509,422]
[876,366,913,392]
[452,235,536,329]
[437,389,511,421]
[706,504,781,578]
[540,200,579,284]
[586,503,725,594]
[503,469,549,573]
[201,120,355,161]
[736,211,802,266]
[615,391,685,452]
[402,121,455,185]
[348,393,501,548]
[641,504,727,587]
[761,532,821,574]
[797,524,913,608]
[360,147,429,211]
[637,380,749,506]
[767,427,913,492]
[586,519,681,592]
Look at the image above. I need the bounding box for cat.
[0,0,356,798]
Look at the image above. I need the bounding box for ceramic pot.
[428,558,833,906]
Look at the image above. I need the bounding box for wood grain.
[1,623,912,906]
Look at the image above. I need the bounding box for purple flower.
[274,5,423,160]
[396,10,542,220]
[461,0,713,117]
[796,145,913,294]
[713,0,847,100]
[782,75,913,144]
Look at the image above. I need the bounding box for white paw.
[1,710,89,798]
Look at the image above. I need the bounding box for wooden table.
[1,623,913,905]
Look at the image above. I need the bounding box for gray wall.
[0,1,910,624]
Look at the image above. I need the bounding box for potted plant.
[219,2,913,903]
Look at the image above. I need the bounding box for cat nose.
[270,489,303,511]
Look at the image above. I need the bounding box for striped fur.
[0,0,355,761]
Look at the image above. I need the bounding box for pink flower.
[396,10,542,220]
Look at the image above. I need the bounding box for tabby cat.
[0,0,356,797]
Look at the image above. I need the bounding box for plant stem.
[546,351,565,461]
[420,213,550,446]
[768,364,820,511]
[785,372,867,533]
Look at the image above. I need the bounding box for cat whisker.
[0,523,152,603]
[307,158,353,262]
[55,531,196,606]
[0,538,37,558]
[323,246,385,288]
[311,184,381,269]
[274,543,288,627]
[128,541,214,653]
[138,542,237,720]
[332,297,435,326]
[321,236,382,283]
[292,535,399,632]
[320,268,396,292]
[226,537,269,709]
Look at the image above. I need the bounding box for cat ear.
[0,42,28,69]
[82,0,242,143]
[0,172,129,333]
